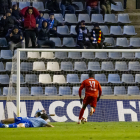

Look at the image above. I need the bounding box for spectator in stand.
[12,4,22,21]
[90,23,105,49]
[61,0,75,19]
[46,0,60,12]
[75,20,92,49]
[0,0,12,15]
[86,0,99,16]
[47,13,63,36]
[6,25,24,51]
[1,9,18,36]
[100,0,117,17]
[36,12,45,29]
[37,20,55,48]
[20,6,40,48]
[124,0,127,9]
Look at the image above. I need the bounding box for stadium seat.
[63,37,76,47]
[95,52,108,59]
[33,2,44,11]
[5,62,12,72]
[3,87,15,96]
[25,74,38,84]
[43,14,49,19]
[21,62,33,72]
[108,74,121,83]
[108,52,122,59]
[128,61,140,71]
[27,52,40,59]
[74,62,87,71]
[31,87,43,96]
[135,74,140,83]
[116,38,129,47]
[57,26,69,35]
[78,14,90,23]
[54,14,63,23]
[67,74,79,83]
[104,14,117,23]
[61,62,73,71]
[68,52,81,59]
[91,14,104,23]
[95,74,108,83]
[80,74,89,82]
[101,62,114,71]
[122,74,135,83]
[41,52,54,59]
[0,74,9,84]
[14,50,27,60]
[86,26,94,32]
[39,74,52,84]
[110,26,122,36]
[122,52,135,59]
[88,62,101,71]
[19,2,30,10]
[53,75,66,84]
[65,14,78,24]
[104,38,115,47]
[45,87,57,96]
[102,86,113,95]
[0,38,7,48]
[81,52,95,59]
[129,38,140,47]
[118,14,131,24]
[127,86,140,95]
[135,52,140,59]
[33,62,46,71]
[72,2,84,11]
[114,86,126,96]
[123,26,137,36]
[70,26,77,35]
[1,50,12,59]
[59,87,71,96]
[111,2,124,12]
[115,62,128,71]
[72,87,85,96]
[20,87,30,96]
[50,37,62,47]
[0,62,5,72]
[99,26,110,35]
[55,52,67,59]
[47,62,60,71]
[11,74,25,84]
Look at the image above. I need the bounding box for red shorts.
[83,96,97,107]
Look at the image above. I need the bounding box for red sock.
[79,108,85,120]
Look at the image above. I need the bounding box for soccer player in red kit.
[78,73,102,124]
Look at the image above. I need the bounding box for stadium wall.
[0,98,139,122]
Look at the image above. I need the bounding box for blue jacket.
[36,16,45,29]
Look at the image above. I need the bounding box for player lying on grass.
[0,114,54,128]
[78,73,102,124]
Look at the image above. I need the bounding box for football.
[81,117,87,124]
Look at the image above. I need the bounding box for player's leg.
[78,104,87,124]
[1,118,15,124]
[89,97,97,116]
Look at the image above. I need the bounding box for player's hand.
[97,96,100,102]
[80,98,83,105]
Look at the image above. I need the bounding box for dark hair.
[89,73,94,78]
[36,112,41,117]
[40,114,48,120]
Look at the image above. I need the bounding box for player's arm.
[44,123,54,127]
[97,83,102,102]
[48,114,55,116]
[79,81,85,104]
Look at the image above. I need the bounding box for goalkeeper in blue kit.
[0,111,54,128]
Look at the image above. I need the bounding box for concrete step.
[124,9,140,13]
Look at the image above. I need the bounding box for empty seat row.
[2,85,139,96]
[2,73,140,85]
[12,51,140,60]
[21,61,140,72]
[61,25,136,36]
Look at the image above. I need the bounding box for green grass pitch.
[0,122,140,140]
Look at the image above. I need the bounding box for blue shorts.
[15,117,34,128]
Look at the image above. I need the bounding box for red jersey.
[79,78,102,98]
